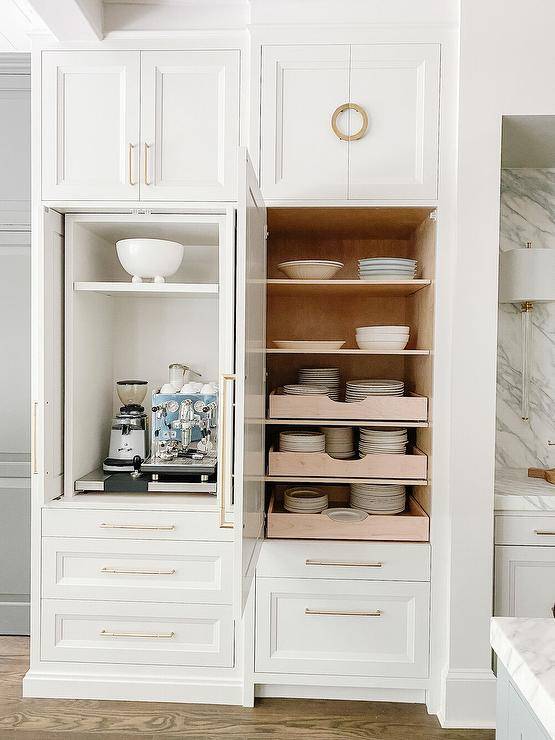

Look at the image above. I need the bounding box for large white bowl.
[277,260,344,280]
[116,238,185,283]
[356,338,410,350]
[356,325,410,334]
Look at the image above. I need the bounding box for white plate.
[359,257,417,265]
[278,260,344,280]
[322,508,368,522]
[274,340,345,350]
[356,340,409,350]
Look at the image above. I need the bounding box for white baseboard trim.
[23,671,244,705]
[436,668,497,729]
[256,684,426,703]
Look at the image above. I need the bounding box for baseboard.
[23,671,244,705]
[256,684,426,703]
[436,668,497,729]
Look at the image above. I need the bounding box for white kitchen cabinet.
[495,545,555,617]
[261,44,440,201]
[42,52,140,201]
[140,51,239,201]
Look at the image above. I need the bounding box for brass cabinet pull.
[331,103,368,141]
[534,530,555,536]
[305,608,382,617]
[99,523,176,531]
[100,629,175,639]
[143,142,151,185]
[31,401,38,475]
[219,373,236,529]
[306,559,383,568]
[128,143,136,186]
[100,567,176,576]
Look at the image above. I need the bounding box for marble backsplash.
[496,168,555,469]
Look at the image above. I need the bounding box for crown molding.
[0,53,31,74]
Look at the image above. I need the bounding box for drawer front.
[256,578,429,677]
[495,515,555,546]
[42,538,233,604]
[257,540,430,582]
[41,599,234,667]
[42,508,232,541]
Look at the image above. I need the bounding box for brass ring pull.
[331,103,368,141]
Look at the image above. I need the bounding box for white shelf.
[266,348,430,355]
[74,281,219,298]
[267,279,431,297]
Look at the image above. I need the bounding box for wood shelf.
[74,281,219,298]
[264,418,429,428]
[266,348,430,355]
[264,476,429,486]
[267,279,431,297]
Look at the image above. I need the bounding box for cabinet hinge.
[264,227,269,240]
[429,211,438,222]
[132,208,152,216]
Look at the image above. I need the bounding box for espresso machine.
[103,381,149,473]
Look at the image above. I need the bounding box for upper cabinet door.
[140,51,240,201]
[348,44,440,200]
[261,45,350,200]
[42,52,140,201]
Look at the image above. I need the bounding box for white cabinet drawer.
[495,514,555,546]
[41,599,234,667]
[42,508,231,541]
[257,540,430,582]
[42,538,233,604]
[255,578,429,677]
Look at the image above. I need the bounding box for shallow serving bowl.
[277,260,344,280]
[116,238,184,283]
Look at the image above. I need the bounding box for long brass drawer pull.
[306,559,383,568]
[100,567,176,576]
[534,530,555,536]
[305,608,382,617]
[99,523,176,531]
[100,629,175,639]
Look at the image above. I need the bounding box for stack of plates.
[356,325,410,351]
[278,260,344,280]
[350,483,407,515]
[283,384,330,396]
[298,368,341,401]
[358,257,417,281]
[359,427,408,455]
[273,340,345,351]
[279,430,325,453]
[284,487,328,513]
[345,379,404,402]
[320,426,356,459]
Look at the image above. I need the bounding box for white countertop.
[495,468,555,511]
[491,617,555,738]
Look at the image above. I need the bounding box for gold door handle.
[331,103,368,141]
[100,567,176,576]
[305,559,383,568]
[305,608,382,617]
[534,530,555,536]
[99,523,176,531]
[31,401,38,475]
[100,630,175,639]
[143,143,151,185]
[128,143,136,186]
[219,373,236,529]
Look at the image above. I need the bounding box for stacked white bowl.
[279,430,326,453]
[358,427,408,455]
[345,379,404,402]
[284,487,328,513]
[320,426,356,459]
[358,257,417,281]
[356,325,410,350]
[283,384,330,396]
[298,368,341,401]
[350,483,407,514]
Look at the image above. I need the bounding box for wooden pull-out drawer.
[255,578,429,678]
[42,538,233,604]
[257,540,430,581]
[495,514,555,546]
[41,599,234,668]
[42,508,232,541]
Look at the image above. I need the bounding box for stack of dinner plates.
[359,427,408,455]
[320,426,356,459]
[298,368,341,401]
[279,430,326,453]
[358,257,417,281]
[283,384,330,396]
[284,487,328,513]
[350,483,406,515]
[345,379,404,402]
[356,325,410,350]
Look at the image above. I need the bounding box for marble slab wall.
[496,169,555,468]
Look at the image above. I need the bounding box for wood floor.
[0,637,495,740]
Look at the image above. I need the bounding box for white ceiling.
[0,0,50,51]
[501,116,555,168]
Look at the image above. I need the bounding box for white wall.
[446,0,555,727]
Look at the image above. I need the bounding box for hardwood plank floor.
[0,637,495,740]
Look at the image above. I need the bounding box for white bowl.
[356,339,409,350]
[116,238,185,283]
[356,325,410,333]
[277,260,344,280]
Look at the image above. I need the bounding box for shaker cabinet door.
[42,52,140,200]
[348,44,440,200]
[495,545,555,617]
[261,45,349,200]
[140,51,240,201]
